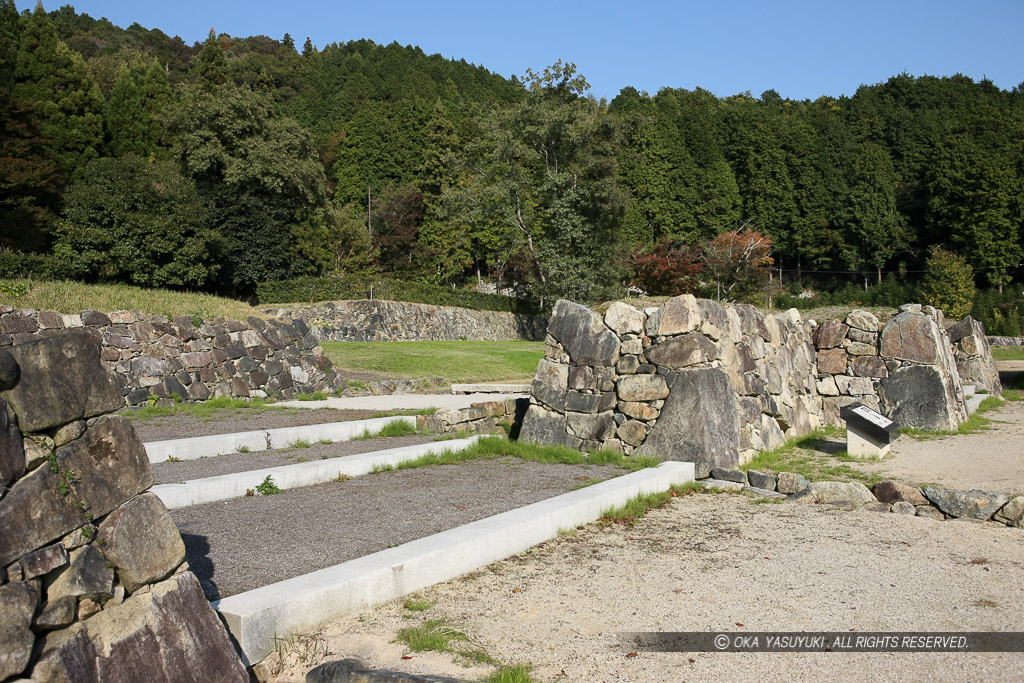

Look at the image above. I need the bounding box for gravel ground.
[150,434,437,483]
[267,493,1024,683]
[170,458,626,599]
[128,407,385,442]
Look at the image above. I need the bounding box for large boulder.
[32,572,248,682]
[0,581,38,680]
[0,416,153,567]
[645,332,718,369]
[518,405,580,449]
[530,359,568,411]
[879,365,960,431]
[0,330,123,432]
[922,487,1008,520]
[547,300,619,367]
[97,494,186,593]
[880,311,940,364]
[0,398,24,486]
[636,368,739,477]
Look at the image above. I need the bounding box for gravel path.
[128,407,385,442]
[267,493,1024,683]
[171,458,626,599]
[151,434,437,483]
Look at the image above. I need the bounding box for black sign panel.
[839,402,897,443]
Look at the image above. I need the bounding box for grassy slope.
[0,279,261,321]
[321,340,544,383]
[992,346,1024,361]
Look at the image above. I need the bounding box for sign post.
[839,402,897,458]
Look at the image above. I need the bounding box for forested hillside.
[1,2,1022,318]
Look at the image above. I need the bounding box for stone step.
[965,394,985,415]
[450,382,531,394]
[151,436,482,509]
[963,384,976,398]
[214,460,695,665]
[143,416,417,463]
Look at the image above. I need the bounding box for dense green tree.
[443,62,626,303]
[53,154,220,287]
[168,82,338,291]
[837,141,909,282]
[192,28,229,89]
[920,245,976,318]
[13,4,104,180]
[929,138,1023,291]
[106,58,174,157]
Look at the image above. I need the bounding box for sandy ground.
[266,493,1024,682]
[847,398,1024,495]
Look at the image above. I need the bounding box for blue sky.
[54,0,1024,101]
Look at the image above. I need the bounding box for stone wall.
[0,332,248,681]
[264,299,548,342]
[520,297,998,477]
[0,306,341,406]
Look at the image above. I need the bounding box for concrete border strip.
[151,435,482,509]
[449,383,530,394]
[143,415,417,463]
[213,460,694,664]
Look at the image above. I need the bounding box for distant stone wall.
[0,332,248,681]
[520,298,998,477]
[0,306,341,405]
[265,299,548,342]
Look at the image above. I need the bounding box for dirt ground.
[266,493,1024,683]
[262,367,1024,683]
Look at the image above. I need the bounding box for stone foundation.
[520,298,999,476]
[0,307,341,405]
[265,299,548,342]
[0,332,248,681]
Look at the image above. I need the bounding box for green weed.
[290,438,312,449]
[485,665,534,683]
[255,475,283,495]
[352,418,418,440]
[238,445,251,453]
[402,595,434,612]
[120,395,274,421]
[296,391,328,401]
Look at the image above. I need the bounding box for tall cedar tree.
[13,5,104,181]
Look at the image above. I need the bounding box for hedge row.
[0,250,69,281]
[256,276,540,315]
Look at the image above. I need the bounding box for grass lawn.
[991,345,1024,361]
[0,279,260,321]
[321,340,545,383]
[740,426,885,486]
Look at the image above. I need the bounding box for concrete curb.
[143,416,417,463]
[214,460,694,664]
[151,435,483,509]
[450,382,531,394]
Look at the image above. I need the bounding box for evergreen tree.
[106,58,174,157]
[281,32,295,52]
[193,28,229,89]
[838,141,909,281]
[13,4,104,180]
[302,37,314,57]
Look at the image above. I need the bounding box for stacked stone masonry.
[0,332,248,682]
[0,306,341,406]
[520,298,1000,477]
[264,299,547,342]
